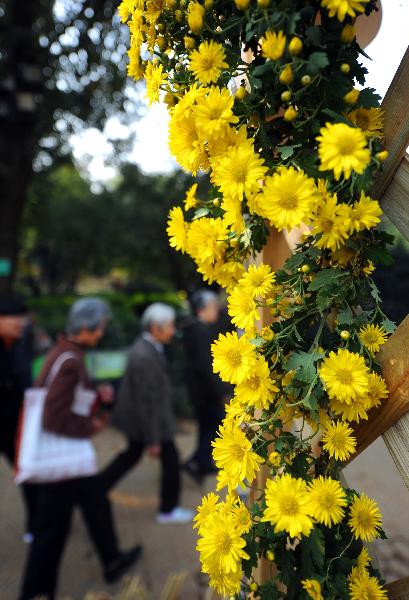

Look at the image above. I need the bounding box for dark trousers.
[189,403,224,473]
[19,475,119,600]
[0,408,37,532]
[102,439,180,513]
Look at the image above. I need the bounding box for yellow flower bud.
[184,35,195,49]
[157,23,165,32]
[234,0,251,9]
[301,264,310,273]
[235,86,247,100]
[266,550,275,561]
[164,92,176,107]
[344,89,360,105]
[341,24,356,44]
[269,451,281,466]
[187,1,204,34]
[288,36,303,56]
[175,9,183,21]
[340,63,350,74]
[279,64,294,86]
[212,198,221,207]
[257,0,270,7]
[204,0,213,7]
[284,105,297,121]
[281,90,291,102]
[166,0,177,7]
[250,582,258,592]
[156,36,166,50]
[301,74,311,86]
[376,150,389,162]
[340,330,350,340]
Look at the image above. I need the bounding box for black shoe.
[104,545,143,584]
[182,461,204,485]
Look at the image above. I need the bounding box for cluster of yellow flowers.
[118,0,392,597]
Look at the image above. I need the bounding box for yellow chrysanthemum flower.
[204,559,243,596]
[312,194,352,251]
[127,43,144,80]
[357,546,371,570]
[187,1,205,34]
[187,217,228,265]
[349,569,387,600]
[262,473,314,538]
[221,196,245,233]
[118,0,144,23]
[212,422,263,488]
[168,112,209,174]
[319,348,369,404]
[359,324,388,354]
[194,492,220,532]
[349,192,382,233]
[188,40,228,85]
[321,420,357,461]
[231,498,253,534]
[257,167,320,231]
[227,285,260,331]
[167,206,189,253]
[260,30,286,61]
[363,259,375,277]
[308,476,347,526]
[301,579,323,600]
[212,140,268,201]
[212,331,256,384]
[207,124,250,163]
[347,107,384,138]
[197,513,249,573]
[212,259,245,290]
[365,372,388,410]
[321,0,369,22]
[145,62,167,105]
[172,84,207,123]
[194,86,239,139]
[317,122,371,180]
[184,183,199,211]
[330,395,370,423]
[349,493,382,542]
[235,356,278,410]
[239,264,276,298]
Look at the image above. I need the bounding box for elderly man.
[102,303,192,524]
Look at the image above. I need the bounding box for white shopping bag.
[15,352,98,484]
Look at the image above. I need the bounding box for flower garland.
[118,0,394,597]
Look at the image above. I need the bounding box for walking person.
[19,298,142,600]
[0,294,37,539]
[102,303,193,524]
[181,290,232,484]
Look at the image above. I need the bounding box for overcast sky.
[72,0,409,183]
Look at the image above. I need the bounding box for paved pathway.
[1,424,408,599]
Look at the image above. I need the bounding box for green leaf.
[337,307,354,325]
[307,51,329,74]
[303,528,325,571]
[252,62,274,77]
[277,144,301,160]
[286,350,323,384]
[308,268,344,292]
[305,26,324,46]
[193,207,209,219]
[249,336,266,347]
[322,108,353,126]
[369,280,381,302]
[358,87,382,108]
[382,317,396,334]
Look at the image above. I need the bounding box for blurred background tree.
[20,163,204,295]
[0,0,133,292]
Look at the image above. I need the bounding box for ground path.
[1,423,408,599]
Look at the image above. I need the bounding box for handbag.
[15,351,98,484]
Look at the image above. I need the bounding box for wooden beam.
[381,154,409,241]
[385,577,409,600]
[352,315,409,457]
[372,46,409,200]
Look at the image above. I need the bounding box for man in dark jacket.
[0,294,36,537]
[182,290,232,483]
[102,303,193,524]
